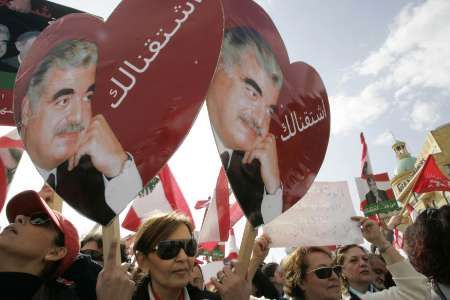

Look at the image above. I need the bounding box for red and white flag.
[413,155,450,193]
[360,132,373,178]
[122,164,193,232]
[0,129,24,213]
[225,228,238,260]
[195,198,211,210]
[198,167,230,243]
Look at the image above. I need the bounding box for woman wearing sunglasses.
[132,212,219,300]
[281,217,431,300]
[283,246,342,300]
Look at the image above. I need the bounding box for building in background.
[390,122,450,223]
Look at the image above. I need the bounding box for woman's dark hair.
[404,205,450,284]
[252,268,280,299]
[81,232,103,249]
[40,230,65,280]
[283,246,333,298]
[133,212,193,255]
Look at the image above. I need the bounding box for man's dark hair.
[261,262,279,279]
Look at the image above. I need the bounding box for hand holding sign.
[96,240,134,300]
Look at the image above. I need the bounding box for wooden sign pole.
[102,217,121,265]
[50,192,63,213]
[236,220,257,277]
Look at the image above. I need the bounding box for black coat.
[133,275,220,300]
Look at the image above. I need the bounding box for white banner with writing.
[264,181,363,247]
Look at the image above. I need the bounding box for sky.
[1,0,450,262]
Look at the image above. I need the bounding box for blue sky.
[255,0,449,190]
[1,0,449,259]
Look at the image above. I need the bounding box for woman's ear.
[45,246,67,262]
[298,277,307,292]
[136,251,150,273]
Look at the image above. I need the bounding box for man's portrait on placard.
[206,26,283,227]
[17,39,142,225]
[365,175,389,205]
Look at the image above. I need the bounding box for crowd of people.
[0,187,449,300]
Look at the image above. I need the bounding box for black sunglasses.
[153,239,197,260]
[306,265,342,279]
[29,212,52,227]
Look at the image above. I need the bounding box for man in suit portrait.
[206,26,283,226]
[365,176,389,205]
[18,39,142,225]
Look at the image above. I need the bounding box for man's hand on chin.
[67,115,127,178]
[242,133,280,193]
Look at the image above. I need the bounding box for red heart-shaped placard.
[14,0,223,225]
[206,0,330,227]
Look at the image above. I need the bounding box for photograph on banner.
[0,128,23,212]
[206,0,330,227]
[263,182,363,248]
[13,0,224,225]
[355,172,400,217]
[0,0,80,126]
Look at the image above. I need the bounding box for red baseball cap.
[6,190,80,277]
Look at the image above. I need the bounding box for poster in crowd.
[13,0,224,225]
[0,0,80,125]
[206,0,330,227]
[0,129,23,212]
[355,172,399,216]
[264,182,363,247]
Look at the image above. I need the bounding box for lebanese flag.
[360,132,373,179]
[195,198,211,209]
[393,228,404,250]
[0,130,24,150]
[225,228,238,260]
[0,129,24,212]
[122,164,193,231]
[413,155,450,193]
[198,167,230,243]
[405,202,419,222]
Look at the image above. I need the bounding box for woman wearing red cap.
[0,190,80,299]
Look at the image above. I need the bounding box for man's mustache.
[56,123,86,135]
[239,113,263,136]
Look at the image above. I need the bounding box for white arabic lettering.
[0,107,14,115]
[109,1,200,109]
[280,98,328,142]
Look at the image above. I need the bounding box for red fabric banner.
[413,155,450,193]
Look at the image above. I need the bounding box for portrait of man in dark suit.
[365,176,389,205]
[18,39,142,225]
[206,27,283,226]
